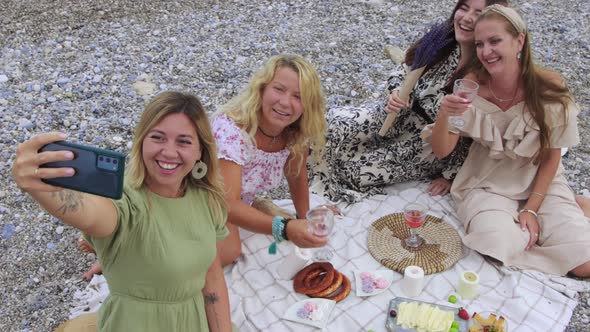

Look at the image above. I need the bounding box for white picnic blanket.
[226,181,590,332]
[69,275,109,319]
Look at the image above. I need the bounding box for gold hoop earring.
[191,160,207,180]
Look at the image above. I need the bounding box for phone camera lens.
[99,156,104,161]
[106,157,111,163]
[112,159,118,164]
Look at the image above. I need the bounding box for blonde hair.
[473,7,572,163]
[127,91,227,225]
[218,54,326,174]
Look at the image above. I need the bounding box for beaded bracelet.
[269,216,286,255]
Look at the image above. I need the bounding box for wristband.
[530,192,545,198]
[269,216,286,255]
[518,208,538,218]
[281,218,292,241]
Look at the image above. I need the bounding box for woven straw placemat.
[367,213,462,275]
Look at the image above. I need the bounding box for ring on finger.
[34,168,39,176]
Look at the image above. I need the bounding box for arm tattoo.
[204,291,221,331]
[51,190,84,215]
[204,291,219,305]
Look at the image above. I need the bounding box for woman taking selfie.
[12,91,233,331]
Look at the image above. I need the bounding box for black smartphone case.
[39,141,125,199]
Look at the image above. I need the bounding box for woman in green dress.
[12,91,233,331]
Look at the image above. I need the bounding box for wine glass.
[403,202,427,248]
[449,78,479,128]
[306,206,335,261]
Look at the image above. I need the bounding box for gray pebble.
[17,118,35,129]
[56,77,70,85]
[1,1,589,331]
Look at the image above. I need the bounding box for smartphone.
[39,141,125,199]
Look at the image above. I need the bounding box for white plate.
[283,298,336,329]
[469,311,509,332]
[355,270,394,296]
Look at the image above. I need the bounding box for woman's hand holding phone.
[12,132,74,193]
[12,132,125,199]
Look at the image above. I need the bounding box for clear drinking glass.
[403,202,427,248]
[449,78,479,128]
[306,206,335,261]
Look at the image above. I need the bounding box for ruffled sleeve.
[211,114,249,166]
[459,99,540,159]
[420,98,545,161]
[545,101,580,148]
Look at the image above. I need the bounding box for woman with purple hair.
[309,0,508,203]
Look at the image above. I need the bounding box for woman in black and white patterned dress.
[310,0,508,203]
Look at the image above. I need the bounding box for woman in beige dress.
[428,5,590,276]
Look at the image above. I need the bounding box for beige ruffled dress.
[425,96,590,276]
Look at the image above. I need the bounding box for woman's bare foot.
[576,195,590,217]
[82,261,103,280]
[77,236,95,254]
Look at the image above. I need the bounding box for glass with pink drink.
[403,202,427,248]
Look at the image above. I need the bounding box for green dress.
[85,184,229,331]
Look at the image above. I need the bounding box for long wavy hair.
[470,9,572,163]
[127,91,227,225]
[405,0,508,81]
[218,54,326,175]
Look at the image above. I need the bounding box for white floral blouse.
[212,114,290,205]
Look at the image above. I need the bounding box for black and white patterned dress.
[310,46,471,203]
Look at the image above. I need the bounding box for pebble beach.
[0,0,589,331]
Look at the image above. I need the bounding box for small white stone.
[55,226,65,235]
[0,75,8,83]
[132,80,156,96]
[33,277,40,283]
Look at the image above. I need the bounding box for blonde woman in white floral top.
[213,54,328,267]
[309,0,508,203]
